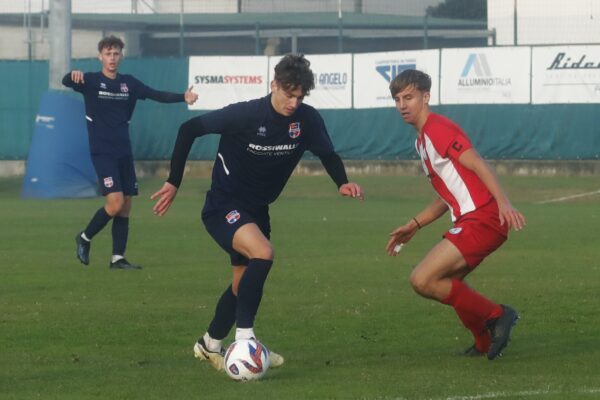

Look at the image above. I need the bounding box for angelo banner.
[267,54,353,109]
[532,45,600,104]
[353,50,440,109]
[440,47,530,104]
[188,56,269,110]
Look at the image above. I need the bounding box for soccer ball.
[224,339,270,381]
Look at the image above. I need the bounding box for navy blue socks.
[207,285,238,340]
[235,258,273,329]
[84,207,112,239]
[111,216,129,256]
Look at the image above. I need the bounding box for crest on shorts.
[103,177,114,188]
[225,210,241,224]
[448,227,462,235]
[120,83,129,93]
[288,122,301,139]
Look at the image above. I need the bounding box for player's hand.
[184,85,198,105]
[71,70,84,84]
[150,182,178,216]
[498,201,526,231]
[386,223,418,256]
[339,182,364,201]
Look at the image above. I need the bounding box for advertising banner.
[532,45,600,104]
[353,50,440,109]
[267,54,352,109]
[441,47,530,104]
[188,56,269,110]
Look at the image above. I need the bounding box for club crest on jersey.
[120,83,129,93]
[257,126,267,136]
[448,227,462,235]
[100,82,107,89]
[225,210,241,224]
[103,177,114,188]
[288,122,301,139]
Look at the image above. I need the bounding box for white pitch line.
[536,189,600,204]
[440,387,600,400]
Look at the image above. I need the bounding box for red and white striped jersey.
[416,113,493,221]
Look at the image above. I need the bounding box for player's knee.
[105,198,125,216]
[231,282,240,296]
[249,244,274,261]
[410,271,432,297]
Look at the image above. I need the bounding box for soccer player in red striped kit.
[386,69,526,360]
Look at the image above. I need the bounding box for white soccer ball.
[224,339,270,381]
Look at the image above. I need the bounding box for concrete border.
[3,160,600,179]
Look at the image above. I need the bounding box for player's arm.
[458,148,526,231]
[62,70,85,90]
[150,117,207,216]
[386,197,448,256]
[139,82,198,105]
[319,152,364,201]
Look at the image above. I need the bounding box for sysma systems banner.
[188,56,269,110]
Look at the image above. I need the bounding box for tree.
[426,0,487,20]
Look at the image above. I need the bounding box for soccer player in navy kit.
[151,54,364,370]
[64,36,198,269]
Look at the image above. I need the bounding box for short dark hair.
[97,35,125,52]
[389,69,431,97]
[273,54,315,95]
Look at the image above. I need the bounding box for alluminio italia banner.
[440,47,531,104]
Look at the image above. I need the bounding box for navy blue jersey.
[63,72,184,157]
[175,95,337,206]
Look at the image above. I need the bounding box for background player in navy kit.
[151,54,364,370]
[64,35,198,269]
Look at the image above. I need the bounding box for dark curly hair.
[389,69,431,97]
[97,35,125,52]
[273,54,315,95]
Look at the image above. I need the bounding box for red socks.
[443,279,502,352]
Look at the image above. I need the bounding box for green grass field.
[1,175,599,400]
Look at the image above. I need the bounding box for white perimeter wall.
[488,0,600,45]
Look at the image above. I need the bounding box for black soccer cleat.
[459,344,486,357]
[109,258,142,270]
[486,304,519,360]
[75,232,91,265]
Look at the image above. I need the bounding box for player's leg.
[442,210,518,360]
[195,265,246,371]
[446,269,491,355]
[231,223,274,341]
[194,202,262,370]
[75,155,120,265]
[230,224,285,367]
[410,239,503,355]
[109,156,141,269]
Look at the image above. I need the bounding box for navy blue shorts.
[201,190,271,266]
[91,154,138,196]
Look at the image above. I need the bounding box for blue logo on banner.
[376,63,416,82]
[461,54,492,77]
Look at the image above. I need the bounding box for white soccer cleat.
[193,339,225,371]
[268,349,284,368]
